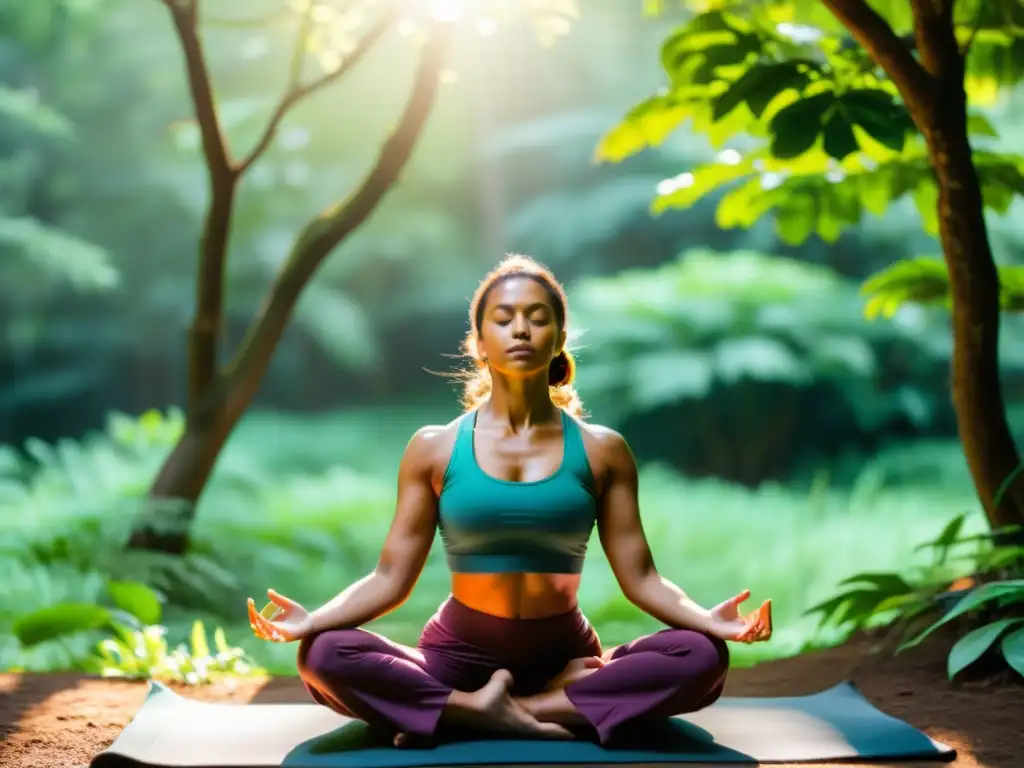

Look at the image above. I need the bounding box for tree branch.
[163,0,233,177]
[237,5,398,174]
[159,0,240,411]
[218,22,455,425]
[910,0,960,78]
[819,0,935,122]
[959,1,985,59]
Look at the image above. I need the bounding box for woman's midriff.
[450,572,582,619]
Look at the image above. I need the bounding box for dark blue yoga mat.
[90,680,955,767]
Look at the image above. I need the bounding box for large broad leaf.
[661,10,763,85]
[712,59,819,121]
[947,617,1024,678]
[768,92,832,159]
[1001,625,1024,677]
[107,580,163,626]
[13,603,113,647]
[900,580,1024,651]
[595,94,697,163]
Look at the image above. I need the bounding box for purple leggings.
[297,597,728,745]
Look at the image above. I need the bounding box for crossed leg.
[297,628,575,742]
[520,628,730,744]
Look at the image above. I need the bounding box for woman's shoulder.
[571,416,634,469]
[402,415,467,472]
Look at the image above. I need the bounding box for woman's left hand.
[705,589,772,643]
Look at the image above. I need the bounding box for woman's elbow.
[372,565,419,607]
[617,567,658,607]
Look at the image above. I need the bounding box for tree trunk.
[126,384,233,554]
[822,0,1024,540]
[924,70,1024,539]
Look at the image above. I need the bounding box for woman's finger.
[247,600,270,640]
[267,588,300,611]
[247,599,262,628]
[730,589,751,606]
[251,606,280,640]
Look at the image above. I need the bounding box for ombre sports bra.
[437,409,599,574]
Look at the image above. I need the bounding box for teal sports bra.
[437,409,599,574]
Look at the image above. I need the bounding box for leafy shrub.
[806,511,1024,680]
[569,249,979,483]
[10,573,263,684]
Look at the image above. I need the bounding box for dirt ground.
[0,628,1020,768]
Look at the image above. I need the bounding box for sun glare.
[429,0,466,22]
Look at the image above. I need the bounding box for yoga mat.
[90,680,954,767]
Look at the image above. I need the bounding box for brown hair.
[459,254,584,417]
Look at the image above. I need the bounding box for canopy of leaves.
[597,2,1024,245]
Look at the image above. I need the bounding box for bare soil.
[1,629,1020,768]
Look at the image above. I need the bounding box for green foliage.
[0,405,993,674]
[94,620,263,684]
[568,248,1005,481]
[806,511,1024,679]
[599,3,1024,245]
[9,561,262,684]
[861,257,1024,318]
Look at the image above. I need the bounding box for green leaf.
[839,572,914,595]
[712,60,814,121]
[915,513,967,554]
[900,580,1024,651]
[1001,625,1024,677]
[947,617,1024,679]
[13,603,113,647]
[822,108,859,161]
[860,258,951,319]
[596,94,693,163]
[191,619,211,659]
[653,160,756,213]
[769,93,833,159]
[213,627,230,655]
[842,89,914,152]
[107,580,163,626]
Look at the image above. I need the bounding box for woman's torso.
[429,408,604,619]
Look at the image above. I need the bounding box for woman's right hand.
[247,589,315,643]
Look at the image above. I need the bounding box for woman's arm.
[594,429,713,632]
[307,426,442,632]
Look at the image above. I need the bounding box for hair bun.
[548,350,574,388]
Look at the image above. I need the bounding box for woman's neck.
[483,373,556,432]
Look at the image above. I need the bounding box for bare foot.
[393,732,432,749]
[444,670,574,739]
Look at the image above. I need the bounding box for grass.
[0,403,989,677]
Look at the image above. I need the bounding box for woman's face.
[477,276,565,379]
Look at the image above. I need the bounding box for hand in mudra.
[706,589,772,644]
[247,589,315,643]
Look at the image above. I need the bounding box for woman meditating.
[247,255,772,746]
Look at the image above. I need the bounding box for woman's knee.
[296,628,370,679]
[655,629,730,678]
